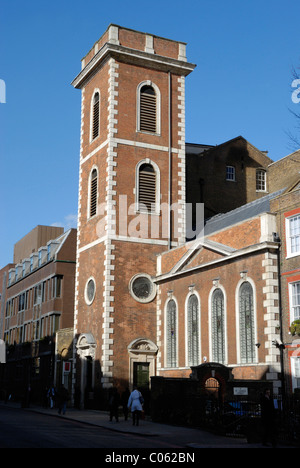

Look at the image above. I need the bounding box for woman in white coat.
[127,386,143,426]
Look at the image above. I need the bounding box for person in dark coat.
[121,387,130,421]
[57,386,69,415]
[261,388,277,447]
[109,387,120,422]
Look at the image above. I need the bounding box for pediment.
[128,338,158,355]
[180,245,226,271]
[170,239,236,275]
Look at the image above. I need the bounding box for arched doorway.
[128,338,158,414]
[76,333,96,409]
[204,376,220,399]
[128,338,158,388]
[191,361,232,403]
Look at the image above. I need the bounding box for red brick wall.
[75,242,105,351]
[158,250,267,377]
[209,218,261,250]
[82,25,182,66]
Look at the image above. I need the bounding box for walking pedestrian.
[57,386,69,415]
[109,387,120,422]
[127,386,144,426]
[261,388,277,447]
[47,386,56,409]
[121,387,130,421]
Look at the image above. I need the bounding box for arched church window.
[89,168,98,218]
[166,299,177,368]
[91,91,100,140]
[211,288,225,364]
[187,294,200,366]
[138,163,156,212]
[139,85,157,133]
[239,281,256,364]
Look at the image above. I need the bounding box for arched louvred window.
[166,299,177,368]
[138,163,156,212]
[140,85,156,133]
[239,282,256,364]
[187,294,200,366]
[92,92,100,140]
[211,288,225,364]
[89,168,98,218]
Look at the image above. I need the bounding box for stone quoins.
[101,60,119,379]
[263,252,281,381]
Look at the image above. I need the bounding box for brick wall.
[186,137,273,219]
[268,150,300,193]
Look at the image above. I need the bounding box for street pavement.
[1,401,294,448]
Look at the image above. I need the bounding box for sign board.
[63,361,71,373]
[233,387,248,396]
[0,340,6,363]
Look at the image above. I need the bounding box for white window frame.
[256,169,267,192]
[286,214,300,258]
[291,356,300,392]
[226,166,235,181]
[136,80,161,135]
[289,281,300,324]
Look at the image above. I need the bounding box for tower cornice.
[71,42,196,89]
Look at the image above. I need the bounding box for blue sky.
[0,0,299,269]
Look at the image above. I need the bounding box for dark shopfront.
[0,339,55,406]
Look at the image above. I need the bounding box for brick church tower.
[71,25,195,405]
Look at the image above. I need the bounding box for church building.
[71,24,196,406]
[71,24,286,407]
